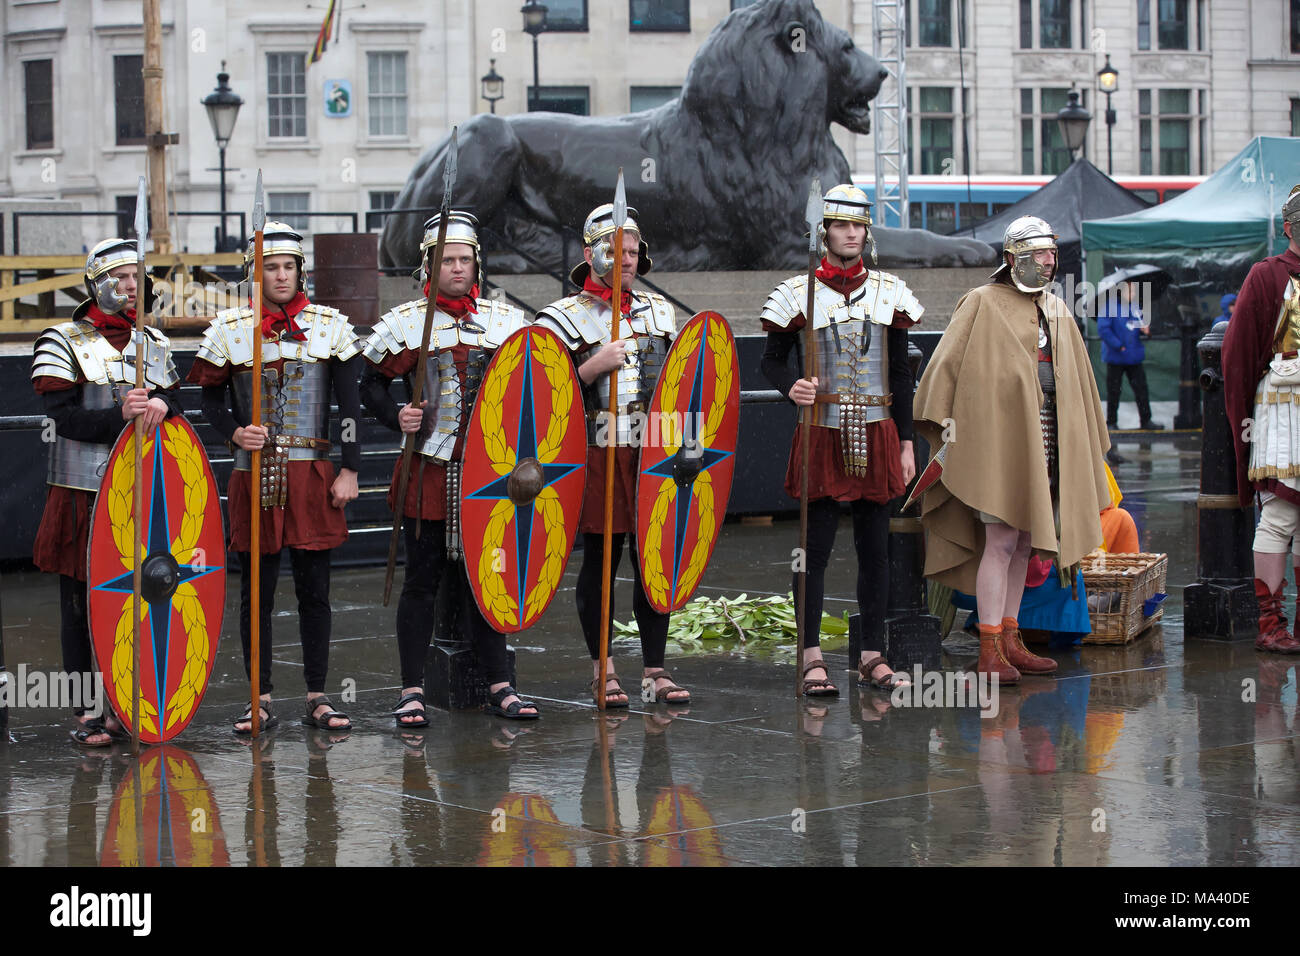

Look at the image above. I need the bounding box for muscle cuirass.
[33,321,178,491]
[535,290,676,446]
[1271,276,1300,355]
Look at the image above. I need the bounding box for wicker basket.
[1080,551,1168,645]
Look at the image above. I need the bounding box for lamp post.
[521,1,548,112]
[1056,89,1092,163]
[201,63,243,251]
[1097,55,1120,175]
[481,59,505,113]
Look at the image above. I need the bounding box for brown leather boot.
[977,624,1020,685]
[999,617,1058,674]
[1257,579,1300,653]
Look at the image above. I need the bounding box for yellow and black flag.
[307,0,338,66]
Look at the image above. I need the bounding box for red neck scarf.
[815,256,868,294]
[257,290,310,341]
[422,279,480,318]
[583,275,633,316]
[86,304,136,331]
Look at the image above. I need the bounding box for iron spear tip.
[805,178,823,229]
[134,176,148,253]
[253,169,265,232]
[442,128,459,209]
[613,169,627,229]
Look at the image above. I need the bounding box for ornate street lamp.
[521,2,548,111]
[481,59,505,113]
[1056,89,1092,161]
[201,63,243,250]
[1097,56,1120,175]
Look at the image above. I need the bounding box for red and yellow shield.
[636,311,740,613]
[100,746,230,867]
[87,417,226,743]
[460,326,587,632]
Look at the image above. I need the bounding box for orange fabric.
[1099,505,1139,553]
[978,623,1001,636]
[1001,617,1018,631]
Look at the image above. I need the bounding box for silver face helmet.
[1283,184,1300,233]
[84,237,139,313]
[569,202,653,286]
[992,216,1059,295]
[418,210,481,287]
[822,183,877,265]
[243,221,307,290]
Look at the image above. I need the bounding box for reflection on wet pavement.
[3,434,1299,866]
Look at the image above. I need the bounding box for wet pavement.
[1,432,1296,867]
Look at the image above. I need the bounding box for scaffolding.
[872,0,909,228]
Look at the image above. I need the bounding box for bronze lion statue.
[379,0,993,272]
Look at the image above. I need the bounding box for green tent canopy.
[1081,136,1300,313]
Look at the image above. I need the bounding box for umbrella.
[1085,263,1171,320]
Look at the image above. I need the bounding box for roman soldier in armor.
[914,216,1110,684]
[32,237,181,746]
[360,212,540,722]
[534,203,690,708]
[1222,184,1300,653]
[187,222,362,733]
[760,184,922,696]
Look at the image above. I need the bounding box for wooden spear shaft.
[597,222,625,713]
[249,220,264,737]
[130,221,147,756]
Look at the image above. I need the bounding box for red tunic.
[579,446,639,535]
[32,324,135,581]
[1222,247,1300,506]
[188,349,348,554]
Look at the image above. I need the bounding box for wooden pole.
[382,129,459,605]
[795,180,823,699]
[249,172,265,736]
[596,171,627,712]
[142,0,171,254]
[130,176,148,754]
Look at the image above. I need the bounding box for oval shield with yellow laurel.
[636,311,740,614]
[100,745,231,866]
[460,326,587,633]
[87,416,226,744]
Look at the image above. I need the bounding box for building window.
[1021,0,1074,49]
[916,0,951,46]
[114,55,145,146]
[367,52,407,137]
[1292,98,1300,137]
[366,190,398,231]
[1020,87,1077,174]
[547,0,588,30]
[1293,0,1300,53]
[24,59,54,150]
[528,85,590,115]
[115,195,139,239]
[269,192,310,230]
[630,86,680,111]
[1139,88,1199,174]
[630,0,689,32]
[1139,0,1203,50]
[267,53,307,139]
[911,87,955,174]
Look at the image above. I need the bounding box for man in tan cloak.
[914,216,1111,684]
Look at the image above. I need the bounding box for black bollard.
[848,344,943,673]
[1173,306,1204,430]
[424,561,517,711]
[1183,321,1257,640]
[0,579,7,730]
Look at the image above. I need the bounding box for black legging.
[1105,362,1153,426]
[575,532,670,668]
[396,517,511,688]
[59,575,96,716]
[237,547,332,694]
[796,498,891,652]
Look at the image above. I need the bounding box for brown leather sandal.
[643,668,691,705]
[802,658,840,697]
[858,655,911,690]
[590,675,630,709]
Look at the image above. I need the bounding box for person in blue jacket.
[1219,293,1237,325]
[1097,280,1163,431]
